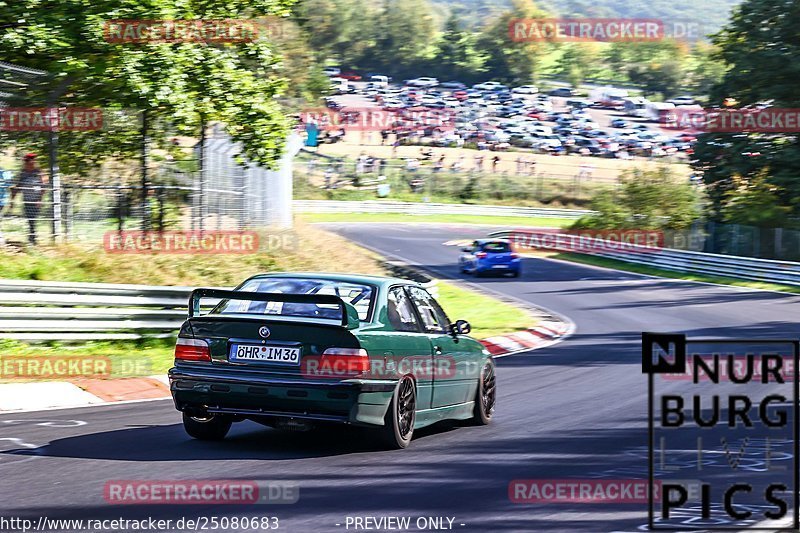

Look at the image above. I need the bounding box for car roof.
[246,272,419,289]
[475,239,511,245]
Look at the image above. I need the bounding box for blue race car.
[459,239,521,277]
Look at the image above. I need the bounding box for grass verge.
[301,212,572,228]
[0,338,176,381]
[549,252,800,294]
[436,280,535,339]
[0,280,535,379]
[0,222,385,285]
[0,224,537,381]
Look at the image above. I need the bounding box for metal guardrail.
[294,200,591,219]
[0,272,438,341]
[0,280,199,341]
[488,229,800,287]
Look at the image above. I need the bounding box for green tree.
[476,0,553,85]
[693,0,800,220]
[687,41,725,96]
[435,15,486,81]
[0,0,295,172]
[294,0,379,68]
[555,44,601,88]
[722,173,791,227]
[572,167,701,230]
[627,60,687,99]
[371,0,437,76]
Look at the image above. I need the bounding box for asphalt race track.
[3,222,800,533]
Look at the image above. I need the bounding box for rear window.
[211,278,375,322]
[482,242,511,253]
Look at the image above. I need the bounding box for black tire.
[511,270,521,278]
[182,412,232,441]
[379,376,416,449]
[471,361,496,425]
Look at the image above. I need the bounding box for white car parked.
[667,96,696,106]
[512,85,539,94]
[473,81,504,91]
[527,125,553,136]
[405,77,439,88]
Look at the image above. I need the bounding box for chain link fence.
[293,154,625,206]
[0,129,299,246]
[293,151,800,262]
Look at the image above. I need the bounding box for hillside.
[431,0,742,37]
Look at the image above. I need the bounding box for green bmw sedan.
[169,273,496,449]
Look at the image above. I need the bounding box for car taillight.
[475,252,487,258]
[175,338,211,362]
[321,348,370,374]
[510,252,519,259]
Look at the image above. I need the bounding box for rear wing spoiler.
[189,288,356,328]
[189,289,360,329]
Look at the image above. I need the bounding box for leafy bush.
[572,167,702,230]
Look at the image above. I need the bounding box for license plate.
[493,264,509,268]
[229,344,301,364]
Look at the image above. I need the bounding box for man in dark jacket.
[9,153,45,245]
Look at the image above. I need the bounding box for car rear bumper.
[169,367,396,427]
[476,261,521,272]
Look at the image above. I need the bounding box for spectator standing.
[491,155,501,174]
[578,162,594,181]
[0,169,12,217]
[528,157,537,177]
[434,154,445,173]
[356,152,368,175]
[8,153,45,245]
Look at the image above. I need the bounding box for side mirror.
[452,319,471,336]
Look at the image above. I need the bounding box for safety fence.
[0,263,437,341]
[294,200,590,219]
[488,229,800,286]
[0,130,299,246]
